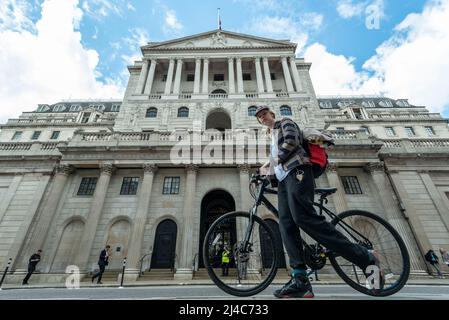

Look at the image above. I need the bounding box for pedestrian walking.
[425,249,444,278]
[91,245,111,284]
[440,248,449,268]
[22,249,42,285]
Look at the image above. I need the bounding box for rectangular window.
[31,131,42,140]
[242,73,251,81]
[77,177,98,196]
[120,177,139,195]
[50,131,60,139]
[81,112,91,123]
[270,73,276,80]
[425,126,435,136]
[336,127,345,133]
[162,74,167,82]
[385,127,396,137]
[187,74,195,82]
[213,74,224,81]
[353,108,364,120]
[405,127,415,137]
[12,131,23,140]
[341,176,363,194]
[163,177,180,194]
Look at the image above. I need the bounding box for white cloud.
[81,0,127,19]
[164,9,183,33]
[0,0,124,124]
[0,0,35,32]
[337,0,366,19]
[307,0,449,114]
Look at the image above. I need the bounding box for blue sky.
[1,0,449,123]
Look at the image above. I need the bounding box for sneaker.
[273,274,314,298]
[366,250,385,291]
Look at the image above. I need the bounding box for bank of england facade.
[1,30,448,282]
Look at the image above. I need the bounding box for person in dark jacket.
[256,106,384,298]
[425,249,444,278]
[22,249,42,285]
[91,245,111,284]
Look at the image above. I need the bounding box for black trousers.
[277,165,372,271]
[92,264,106,283]
[222,263,229,276]
[22,265,35,284]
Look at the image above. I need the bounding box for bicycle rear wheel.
[202,211,278,297]
[328,210,410,297]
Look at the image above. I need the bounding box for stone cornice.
[99,162,115,175]
[55,164,75,176]
[143,163,158,174]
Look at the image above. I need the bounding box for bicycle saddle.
[314,187,337,196]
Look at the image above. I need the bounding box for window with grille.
[50,131,60,139]
[162,74,167,82]
[361,126,370,135]
[120,177,139,195]
[163,177,180,194]
[405,127,415,136]
[425,126,435,136]
[77,177,98,195]
[146,107,157,118]
[187,74,194,82]
[385,127,396,137]
[31,131,41,140]
[248,106,257,116]
[178,107,189,117]
[12,131,23,140]
[280,105,292,116]
[81,112,91,123]
[243,73,251,80]
[341,176,363,194]
[213,74,224,81]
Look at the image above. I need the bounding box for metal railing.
[138,252,152,275]
[171,254,177,273]
[192,254,199,274]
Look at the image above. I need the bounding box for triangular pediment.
[143,30,296,50]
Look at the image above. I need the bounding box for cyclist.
[255,105,384,298]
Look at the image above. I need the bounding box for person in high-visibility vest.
[221,246,231,276]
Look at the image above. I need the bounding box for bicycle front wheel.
[328,210,410,297]
[202,211,278,297]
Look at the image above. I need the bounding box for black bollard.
[119,257,126,288]
[0,258,12,289]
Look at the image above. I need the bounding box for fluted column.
[164,59,175,94]
[365,163,427,272]
[193,58,201,94]
[325,163,348,213]
[173,59,183,95]
[74,163,114,271]
[254,57,265,93]
[262,57,273,93]
[281,56,294,93]
[174,165,199,280]
[236,57,244,93]
[29,165,74,254]
[202,58,209,94]
[125,164,158,279]
[289,56,302,92]
[228,58,235,94]
[135,60,149,94]
[143,59,157,95]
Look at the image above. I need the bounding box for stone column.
[281,56,294,93]
[238,165,252,211]
[74,163,114,271]
[236,57,244,93]
[28,165,74,254]
[174,165,199,280]
[388,170,433,274]
[202,58,209,94]
[365,163,427,272]
[164,59,175,94]
[173,59,183,95]
[262,57,273,93]
[125,164,157,280]
[254,57,265,93]
[143,59,157,95]
[135,60,149,95]
[289,56,302,92]
[325,163,348,213]
[193,58,201,94]
[228,58,235,94]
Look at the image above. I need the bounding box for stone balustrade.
[381,138,449,154]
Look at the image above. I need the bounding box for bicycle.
[203,172,410,297]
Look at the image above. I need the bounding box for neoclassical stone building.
[1,30,448,283]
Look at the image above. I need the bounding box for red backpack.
[299,127,335,178]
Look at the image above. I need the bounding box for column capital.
[228,57,234,63]
[289,55,297,61]
[417,169,430,174]
[281,56,288,62]
[99,163,115,175]
[143,163,158,174]
[168,58,175,63]
[195,57,202,62]
[236,57,242,63]
[254,56,262,61]
[237,164,251,173]
[177,58,184,64]
[364,162,385,174]
[150,59,158,64]
[203,58,209,63]
[55,164,74,176]
[262,57,269,63]
[327,162,339,172]
[185,164,199,174]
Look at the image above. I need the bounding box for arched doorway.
[51,220,84,272]
[106,220,131,270]
[260,219,286,269]
[205,109,231,132]
[199,190,236,268]
[151,219,177,269]
[211,89,227,94]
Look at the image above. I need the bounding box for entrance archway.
[199,190,236,268]
[151,219,177,269]
[205,110,231,132]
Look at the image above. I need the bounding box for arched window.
[280,105,292,116]
[178,107,189,118]
[248,106,257,117]
[146,107,157,118]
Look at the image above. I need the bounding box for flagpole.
[217,8,221,30]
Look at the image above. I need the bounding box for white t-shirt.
[271,132,292,182]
